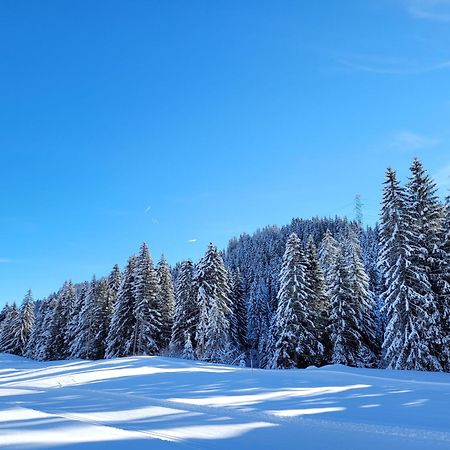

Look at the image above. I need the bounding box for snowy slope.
[1,354,450,449]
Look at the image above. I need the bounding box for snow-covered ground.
[1,354,450,449]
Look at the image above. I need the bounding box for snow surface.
[1,354,450,449]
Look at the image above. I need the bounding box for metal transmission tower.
[354,194,363,226]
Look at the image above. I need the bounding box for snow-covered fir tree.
[195,243,233,363]
[132,243,161,356]
[106,264,121,327]
[379,167,442,371]
[319,229,340,287]
[229,269,247,353]
[182,331,195,360]
[305,235,329,361]
[92,278,112,359]
[50,281,76,359]
[170,260,197,354]
[38,294,61,361]
[70,277,100,359]
[106,256,139,358]
[247,280,271,368]
[65,282,88,357]
[269,233,323,369]
[405,159,447,369]
[327,247,365,366]
[344,232,378,366]
[157,255,175,351]
[25,299,51,360]
[0,303,19,354]
[441,195,450,370]
[10,290,35,355]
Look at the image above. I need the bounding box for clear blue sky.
[1,0,449,305]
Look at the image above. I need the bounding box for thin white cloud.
[0,258,13,264]
[387,131,440,151]
[151,218,159,225]
[337,54,450,75]
[187,238,198,244]
[406,0,450,22]
[144,206,151,214]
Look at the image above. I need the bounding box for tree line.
[0,158,448,371]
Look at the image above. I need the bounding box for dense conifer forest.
[1,159,449,371]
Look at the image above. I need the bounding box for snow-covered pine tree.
[0,304,9,328]
[406,159,447,369]
[10,290,35,355]
[305,235,329,361]
[441,195,450,370]
[170,260,198,355]
[195,243,233,363]
[247,280,271,368]
[108,264,122,299]
[38,294,61,360]
[270,233,323,369]
[344,232,378,366]
[319,229,340,287]
[91,278,112,359]
[157,255,175,351]
[50,281,76,359]
[24,301,41,359]
[182,331,195,360]
[195,279,209,360]
[379,167,442,371]
[105,264,121,329]
[69,277,103,359]
[229,269,248,353]
[106,256,138,358]
[327,247,364,366]
[65,282,88,357]
[0,303,19,353]
[132,243,161,356]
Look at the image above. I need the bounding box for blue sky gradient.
[1,0,450,304]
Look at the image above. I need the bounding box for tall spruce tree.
[344,232,378,366]
[247,280,271,367]
[69,278,100,359]
[106,264,121,328]
[319,229,340,287]
[379,167,442,371]
[195,244,233,362]
[106,256,138,358]
[157,255,175,350]
[51,281,76,358]
[0,303,19,353]
[405,159,444,370]
[132,243,161,356]
[270,233,323,369]
[11,290,35,355]
[229,269,248,352]
[441,195,450,370]
[305,235,329,361]
[327,248,365,366]
[170,260,197,354]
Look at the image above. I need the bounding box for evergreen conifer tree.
[195,244,233,362]
[229,269,248,352]
[170,260,197,354]
[157,255,175,350]
[10,290,35,355]
[106,256,138,358]
[132,243,161,356]
[270,233,323,369]
[379,167,442,371]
